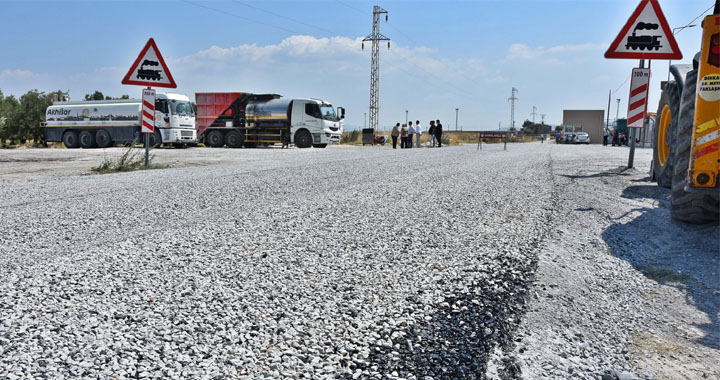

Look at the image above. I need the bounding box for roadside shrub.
[91,142,167,174]
[341,129,360,144]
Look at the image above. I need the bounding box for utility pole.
[455,108,459,131]
[530,106,537,123]
[364,112,367,129]
[508,87,518,130]
[606,89,611,129]
[541,113,546,125]
[615,98,621,122]
[498,121,501,131]
[362,5,390,134]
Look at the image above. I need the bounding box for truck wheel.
[79,130,96,149]
[151,130,162,147]
[207,130,224,148]
[653,80,680,188]
[313,144,327,148]
[295,130,312,148]
[225,131,243,148]
[96,129,112,148]
[670,69,720,224]
[62,130,79,149]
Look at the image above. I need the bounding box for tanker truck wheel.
[670,69,720,224]
[79,130,97,149]
[295,130,312,148]
[207,130,225,148]
[62,130,80,149]
[653,81,680,188]
[95,129,112,148]
[150,129,163,148]
[225,131,243,148]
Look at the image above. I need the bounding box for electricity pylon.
[362,6,390,133]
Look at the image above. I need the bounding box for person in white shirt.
[414,120,423,147]
[407,121,415,148]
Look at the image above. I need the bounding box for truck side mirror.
[340,107,345,119]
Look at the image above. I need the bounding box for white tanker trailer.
[43,92,197,148]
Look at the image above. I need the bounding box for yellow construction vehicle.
[653,1,720,223]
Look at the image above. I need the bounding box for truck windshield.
[170,100,194,116]
[320,105,337,120]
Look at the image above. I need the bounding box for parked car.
[573,132,590,144]
[563,133,575,144]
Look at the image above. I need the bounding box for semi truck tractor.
[44,92,197,148]
[196,92,344,148]
[652,1,719,223]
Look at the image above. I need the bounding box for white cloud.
[0,69,35,80]
[505,42,606,63]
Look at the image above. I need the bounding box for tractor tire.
[670,69,720,224]
[62,130,79,149]
[79,130,96,149]
[207,130,225,148]
[653,81,680,188]
[96,129,112,148]
[225,131,243,148]
[295,130,312,148]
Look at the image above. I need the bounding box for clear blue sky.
[0,0,714,130]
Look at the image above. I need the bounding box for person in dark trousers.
[391,123,400,149]
[407,121,414,148]
[612,130,619,146]
[428,120,436,147]
[603,128,609,146]
[400,123,408,149]
[434,120,443,147]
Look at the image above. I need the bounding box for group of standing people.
[604,128,628,146]
[390,120,444,149]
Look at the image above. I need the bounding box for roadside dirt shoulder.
[515,146,719,380]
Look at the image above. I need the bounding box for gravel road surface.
[0,143,717,379]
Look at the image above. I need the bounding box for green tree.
[1,94,21,146]
[17,90,51,146]
[85,90,105,101]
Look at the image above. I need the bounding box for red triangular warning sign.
[604,0,682,60]
[122,38,177,88]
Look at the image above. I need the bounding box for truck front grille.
[181,130,194,137]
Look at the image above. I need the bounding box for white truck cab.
[154,92,197,145]
[289,98,343,146]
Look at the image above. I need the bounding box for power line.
[335,0,366,15]
[683,4,715,29]
[181,0,300,35]
[186,0,478,102]
[612,75,630,94]
[232,1,337,36]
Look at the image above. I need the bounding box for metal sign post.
[627,63,650,168]
[141,88,156,167]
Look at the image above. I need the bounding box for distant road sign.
[478,132,507,139]
[122,38,177,88]
[627,68,651,128]
[604,0,682,60]
[141,89,156,134]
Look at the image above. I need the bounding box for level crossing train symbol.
[625,22,662,51]
[137,60,163,81]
